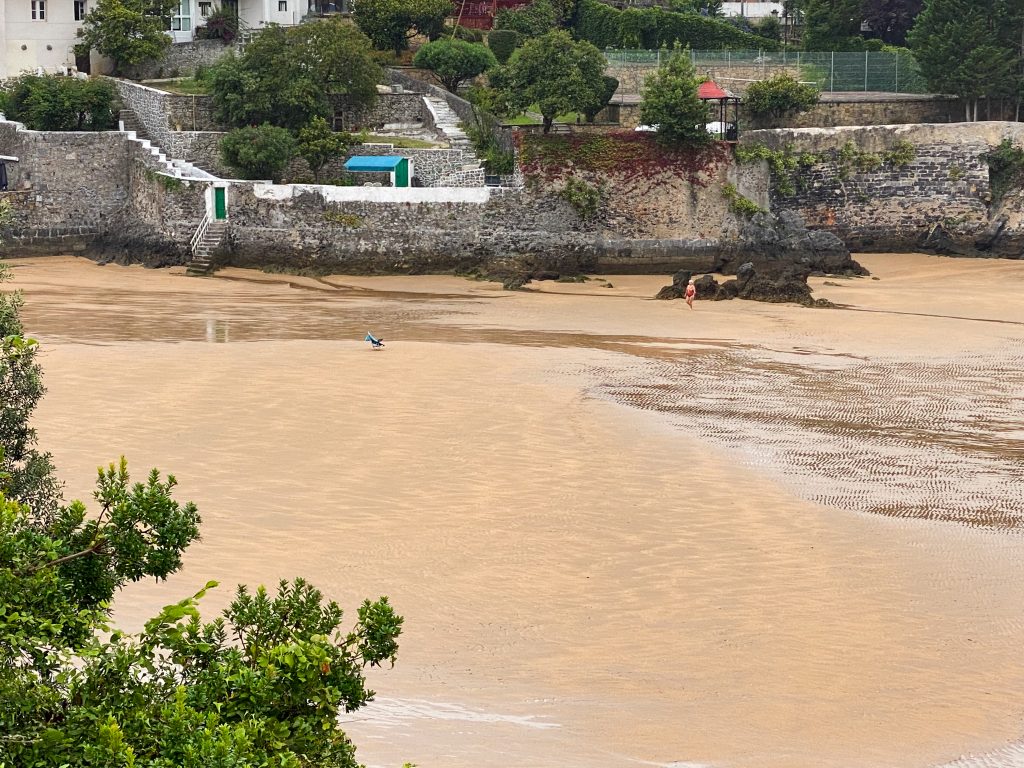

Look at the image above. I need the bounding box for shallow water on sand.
[9,255,1024,768]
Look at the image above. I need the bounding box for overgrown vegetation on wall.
[736,139,916,197]
[721,182,763,217]
[559,177,604,219]
[517,131,730,186]
[572,0,782,52]
[1,75,117,132]
[984,139,1024,204]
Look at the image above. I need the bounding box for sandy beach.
[6,254,1024,768]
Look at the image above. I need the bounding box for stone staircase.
[186,219,228,276]
[423,96,474,151]
[118,108,151,142]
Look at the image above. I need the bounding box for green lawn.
[359,134,440,148]
[147,77,211,95]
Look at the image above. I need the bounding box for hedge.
[573,0,782,52]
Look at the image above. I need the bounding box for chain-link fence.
[604,49,930,94]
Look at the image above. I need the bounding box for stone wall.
[608,62,802,97]
[126,40,234,81]
[741,122,1024,255]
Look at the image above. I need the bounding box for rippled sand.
[8,254,1024,768]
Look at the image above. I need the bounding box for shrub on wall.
[573,0,781,52]
[494,0,560,38]
[744,73,819,123]
[487,29,522,64]
[220,125,297,182]
[2,75,117,132]
[412,39,497,93]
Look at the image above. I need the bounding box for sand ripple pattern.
[599,343,1024,530]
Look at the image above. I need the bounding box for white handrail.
[189,212,212,256]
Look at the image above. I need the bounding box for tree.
[582,75,619,122]
[801,0,864,49]
[638,47,711,147]
[79,0,178,75]
[0,256,404,768]
[297,117,356,182]
[497,30,606,134]
[494,0,560,38]
[744,72,820,124]
[862,0,922,45]
[487,29,523,64]
[0,262,62,520]
[210,20,381,132]
[413,39,497,93]
[2,75,117,132]
[221,125,297,182]
[352,0,454,57]
[908,0,1022,120]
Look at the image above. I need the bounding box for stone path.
[423,96,474,151]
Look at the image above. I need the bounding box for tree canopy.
[352,0,454,56]
[639,48,711,147]
[209,19,382,132]
[221,124,297,181]
[0,239,404,768]
[908,0,1023,119]
[2,75,117,132]
[494,0,561,39]
[413,39,497,93]
[495,30,606,134]
[79,0,178,75]
[744,72,820,124]
[297,117,356,182]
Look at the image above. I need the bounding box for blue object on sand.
[365,332,385,349]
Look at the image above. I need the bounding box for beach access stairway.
[186,216,227,276]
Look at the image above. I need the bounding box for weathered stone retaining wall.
[126,40,234,81]
[741,122,1024,255]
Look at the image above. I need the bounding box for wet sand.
[7,254,1024,768]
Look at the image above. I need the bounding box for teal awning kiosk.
[344,155,412,187]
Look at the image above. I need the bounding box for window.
[199,1,211,15]
[171,0,191,31]
[278,0,287,9]
[74,0,86,20]
[31,0,46,20]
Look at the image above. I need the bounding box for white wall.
[254,183,493,204]
[1,0,86,77]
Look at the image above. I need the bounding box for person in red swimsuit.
[684,279,696,309]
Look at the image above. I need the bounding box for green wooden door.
[395,158,409,188]
[214,187,227,219]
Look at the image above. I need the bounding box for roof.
[697,80,730,100]
[344,155,406,172]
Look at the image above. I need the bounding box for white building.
[721,2,784,20]
[0,0,306,79]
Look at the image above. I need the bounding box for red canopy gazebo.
[698,79,740,143]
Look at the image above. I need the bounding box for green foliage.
[496,30,606,133]
[353,0,454,56]
[572,0,781,51]
[221,125,297,182]
[413,39,497,92]
[440,24,484,41]
[463,88,516,174]
[559,176,603,219]
[79,0,178,75]
[494,0,560,38]
[908,0,1023,107]
[2,75,117,132]
[582,75,619,122]
[721,182,764,217]
[0,265,62,520]
[210,19,381,132]
[984,139,1024,203]
[752,14,781,41]
[639,48,711,147]
[0,283,404,768]
[298,117,356,182]
[194,8,240,42]
[735,142,821,196]
[487,29,522,64]
[324,211,363,227]
[743,73,819,123]
[800,0,863,50]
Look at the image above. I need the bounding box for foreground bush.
[744,73,820,123]
[221,124,297,181]
[2,75,117,132]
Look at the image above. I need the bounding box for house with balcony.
[0,0,314,79]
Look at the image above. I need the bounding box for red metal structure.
[698,79,741,142]
[454,0,532,29]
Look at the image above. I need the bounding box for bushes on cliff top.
[413,39,497,93]
[2,75,117,132]
[572,0,781,52]
[639,48,711,147]
[221,125,297,182]
[743,73,819,123]
[487,29,523,64]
